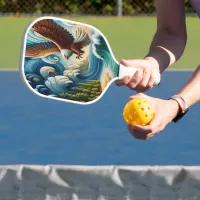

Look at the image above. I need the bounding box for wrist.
[168,99,181,117]
[168,95,189,123]
[144,56,160,72]
[145,46,176,73]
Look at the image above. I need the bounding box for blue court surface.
[0,70,199,165]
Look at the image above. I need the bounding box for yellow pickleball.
[123,98,155,126]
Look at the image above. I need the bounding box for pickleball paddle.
[20,16,160,105]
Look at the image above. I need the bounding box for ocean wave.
[35,85,51,95]
[40,66,57,79]
[42,54,60,64]
[27,29,49,44]
[26,73,44,88]
[90,31,118,78]
[63,68,81,81]
[24,58,65,76]
[91,31,104,60]
[45,76,73,94]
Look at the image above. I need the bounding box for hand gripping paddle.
[20,16,160,105]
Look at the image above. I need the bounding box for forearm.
[176,66,200,107]
[145,0,187,73]
[146,32,187,73]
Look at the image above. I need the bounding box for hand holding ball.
[123,98,155,126]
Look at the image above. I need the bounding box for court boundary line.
[0,68,195,72]
[0,68,19,71]
[166,68,194,71]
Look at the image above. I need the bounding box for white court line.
[166,68,194,71]
[0,68,195,72]
[0,68,19,71]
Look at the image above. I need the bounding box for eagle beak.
[64,56,69,60]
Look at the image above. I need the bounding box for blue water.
[0,71,199,165]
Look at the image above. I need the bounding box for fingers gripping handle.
[118,64,161,86]
[118,64,138,80]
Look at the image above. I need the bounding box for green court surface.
[0,16,199,70]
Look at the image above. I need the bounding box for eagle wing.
[32,19,75,50]
[25,42,60,58]
[71,27,91,53]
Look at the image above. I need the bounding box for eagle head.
[61,49,73,60]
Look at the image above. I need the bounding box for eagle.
[25,19,91,60]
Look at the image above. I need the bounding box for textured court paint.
[0,71,200,165]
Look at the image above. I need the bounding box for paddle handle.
[118,64,161,86]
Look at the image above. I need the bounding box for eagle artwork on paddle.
[25,19,91,60]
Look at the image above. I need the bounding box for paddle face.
[20,16,120,105]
